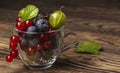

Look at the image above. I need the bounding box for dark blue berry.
[19,37,28,47]
[35,51,45,58]
[26,26,37,32]
[35,19,49,32]
[32,18,37,24]
[26,26,39,38]
[29,38,41,48]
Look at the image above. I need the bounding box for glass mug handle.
[62,32,79,52]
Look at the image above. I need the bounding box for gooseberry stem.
[60,6,64,11]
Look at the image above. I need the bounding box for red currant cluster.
[6,17,34,62]
[16,17,33,31]
[6,35,19,62]
[6,17,33,62]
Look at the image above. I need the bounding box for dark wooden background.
[0,0,120,73]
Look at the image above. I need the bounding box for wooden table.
[0,7,120,73]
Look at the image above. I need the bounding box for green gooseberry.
[49,11,66,29]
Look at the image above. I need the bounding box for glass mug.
[13,27,78,69]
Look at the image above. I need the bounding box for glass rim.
[14,26,64,34]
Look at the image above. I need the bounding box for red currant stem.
[10,28,16,36]
[60,6,64,11]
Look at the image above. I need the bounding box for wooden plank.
[0,7,120,73]
[0,31,120,73]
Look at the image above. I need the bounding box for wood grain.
[0,7,120,73]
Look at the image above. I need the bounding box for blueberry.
[35,51,41,58]
[35,19,49,32]
[29,38,41,48]
[35,51,45,58]
[26,26,38,38]
[32,13,46,24]
[47,35,58,50]
[19,37,28,47]
[41,23,50,32]
[26,26,37,32]
[36,19,45,24]
[32,17,37,24]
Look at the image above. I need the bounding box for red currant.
[10,42,17,50]
[6,55,13,62]
[44,40,51,48]
[27,48,35,55]
[20,45,25,50]
[10,50,18,58]
[10,35,19,44]
[20,45,28,52]
[40,33,48,42]
[16,22,26,31]
[18,32,26,37]
[16,17,21,22]
[37,44,43,51]
[25,20,33,28]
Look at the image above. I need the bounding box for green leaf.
[74,40,101,54]
[18,5,39,22]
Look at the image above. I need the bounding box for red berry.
[6,55,13,62]
[40,33,48,42]
[18,32,26,37]
[16,22,26,31]
[10,35,19,44]
[27,48,35,55]
[20,45,28,52]
[10,42,17,50]
[16,17,21,22]
[44,40,51,48]
[37,44,43,51]
[10,50,18,58]
[25,20,33,28]
[20,45,25,50]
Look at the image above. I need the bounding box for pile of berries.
[6,13,58,62]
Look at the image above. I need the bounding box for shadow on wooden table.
[13,52,120,73]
